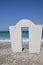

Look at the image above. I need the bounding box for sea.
[0,31,43,44]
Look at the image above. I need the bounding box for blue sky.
[0,0,43,31]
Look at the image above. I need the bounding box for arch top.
[15,19,35,27]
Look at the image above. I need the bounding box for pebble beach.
[0,43,43,65]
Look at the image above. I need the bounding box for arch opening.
[21,27,29,51]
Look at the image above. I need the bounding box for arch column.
[9,26,22,52]
[29,25,42,53]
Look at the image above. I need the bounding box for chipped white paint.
[9,19,42,53]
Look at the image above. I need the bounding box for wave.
[0,39,11,42]
[0,38,43,43]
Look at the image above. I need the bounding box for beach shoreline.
[0,39,43,43]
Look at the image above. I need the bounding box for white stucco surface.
[9,26,22,52]
[29,25,42,53]
[9,19,42,53]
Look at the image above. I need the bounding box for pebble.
[0,45,43,65]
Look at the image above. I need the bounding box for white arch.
[15,19,35,28]
[9,19,42,53]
